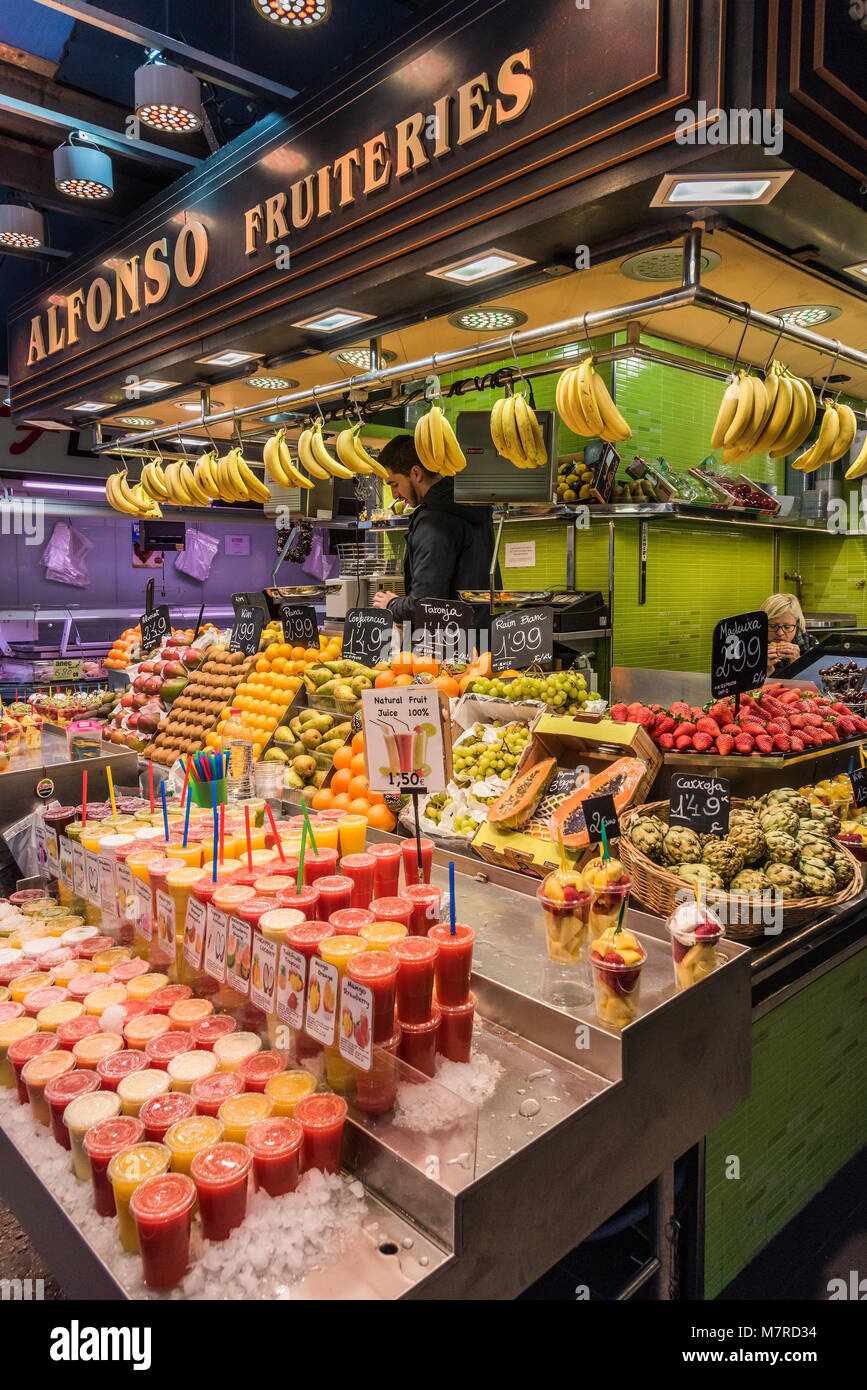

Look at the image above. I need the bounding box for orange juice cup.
[217,1091,272,1145]
[36,999,84,1033]
[165,843,203,869]
[124,1013,171,1050]
[72,1031,124,1069]
[337,815,368,857]
[164,1114,224,1174]
[92,947,133,974]
[126,972,169,1003]
[168,998,213,1032]
[23,1048,75,1125]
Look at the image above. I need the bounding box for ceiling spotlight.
[771,304,842,328]
[447,306,528,332]
[247,376,299,390]
[54,132,113,201]
[116,416,158,427]
[134,54,201,133]
[253,0,331,27]
[650,169,793,207]
[331,347,398,369]
[427,249,535,284]
[0,204,44,248]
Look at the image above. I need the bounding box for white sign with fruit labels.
[155,890,175,959]
[182,897,207,970]
[250,936,278,1016]
[361,687,449,796]
[204,907,228,984]
[85,849,100,906]
[99,855,116,915]
[134,878,152,940]
[338,977,373,1072]
[44,827,59,876]
[226,918,252,996]
[305,957,338,1046]
[276,946,306,1029]
[71,841,86,897]
[58,839,73,892]
[116,863,135,922]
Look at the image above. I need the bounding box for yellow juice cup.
[165,843,203,869]
[324,1045,356,1096]
[52,960,92,988]
[10,972,53,1004]
[359,920,409,952]
[84,984,128,1017]
[108,1142,171,1252]
[92,947,133,974]
[165,866,207,984]
[337,816,367,856]
[248,849,279,871]
[37,1000,84,1033]
[126,972,169,1002]
[201,836,242,864]
[117,1068,170,1117]
[265,1069,316,1118]
[217,1091,272,1144]
[213,1031,262,1073]
[164,1114,223,1174]
[319,935,366,980]
[65,1090,122,1180]
[166,1049,217,1093]
[309,820,339,852]
[0,1017,37,1087]
[240,799,265,827]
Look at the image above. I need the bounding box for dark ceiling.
[0,0,444,373]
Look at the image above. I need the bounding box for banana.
[794,402,840,472]
[164,461,192,506]
[576,358,605,436]
[770,375,809,457]
[133,483,161,518]
[588,360,632,442]
[233,451,271,504]
[501,394,522,462]
[224,448,250,501]
[106,473,137,515]
[297,428,331,481]
[826,403,857,463]
[557,366,592,435]
[214,451,239,500]
[142,458,170,501]
[845,427,867,479]
[490,397,508,457]
[723,372,755,448]
[347,427,388,478]
[800,375,817,437]
[114,471,143,513]
[336,428,370,474]
[711,377,741,449]
[440,414,466,473]
[178,460,210,506]
[263,432,289,486]
[755,369,791,452]
[309,422,354,479]
[277,435,314,490]
[734,376,771,459]
[428,405,444,466]
[513,392,536,461]
[195,451,221,500]
[414,412,436,471]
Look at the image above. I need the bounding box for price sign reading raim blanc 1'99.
[361,686,450,795]
[491,606,554,672]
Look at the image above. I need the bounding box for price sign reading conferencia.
[669,774,731,836]
[280,604,319,647]
[140,604,171,652]
[490,606,554,673]
[711,610,769,700]
[229,603,265,657]
[343,607,393,666]
[583,793,620,846]
[413,599,475,663]
[361,686,448,796]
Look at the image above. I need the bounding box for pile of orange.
[372,649,504,697]
[310,729,397,832]
[105,627,141,670]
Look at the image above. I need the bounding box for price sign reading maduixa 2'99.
[361,687,450,795]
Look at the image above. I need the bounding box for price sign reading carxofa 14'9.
[361,686,450,795]
[711,611,769,700]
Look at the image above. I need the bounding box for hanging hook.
[763,316,786,374]
[201,418,220,457]
[508,330,529,395]
[820,340,842,404]
[312,386,326,425]
[582,311,593,356]
[730,305,753,376]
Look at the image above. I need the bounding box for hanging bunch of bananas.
[844,420,867,479]
[212,447,271,503]
[296,420,357,481]
[794,401,858,474]
[335,424,389,478]
[710,361,816,462]
[490,390,548,468]
[263,429,314,490]
[105,470,162,517]
[414,404,467,474]
[555,355,632,443]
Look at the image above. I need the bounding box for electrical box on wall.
[136,520,186,552]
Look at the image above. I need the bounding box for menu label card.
[229,603,265,657]
[134,879,152,941]
[44,827,59,876]
[280,604,319,647]
[305,957,338,1045]
[250,936,278,1015]
[85,849,100,906]
[850,763,867,809]
[155,890,175,958]
[99,855,116,915]
[182,897,207,970]
[362,686,449,796]
[276,946,306,1030]
[71,841,86,897]
[116,863,135,921]
[338,977,373,1072]
[140,604,171,651]
[344,607,393,665]
[669,773,731,835]
[58,839,74,892]
[490,606,554,673]
[204,906,228,984]
[226,917,252,996]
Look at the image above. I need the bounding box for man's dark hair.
[378,433,438,479]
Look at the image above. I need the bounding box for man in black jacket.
[371,434,499,628]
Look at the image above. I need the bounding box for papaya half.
[487,757,557,831]
[550,757,646,847]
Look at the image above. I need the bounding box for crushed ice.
[393,1049,503,1133]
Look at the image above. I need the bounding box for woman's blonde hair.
[762,593,806,635]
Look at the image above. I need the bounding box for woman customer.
[762,594,812,676]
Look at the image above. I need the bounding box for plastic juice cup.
[668,917,725,992]
[24,985,69,1017]
[84,984,128,1017]
[264,1069,316,1118]
[360,920,408,953]
[97,1048,149,1093]
[339,853,376,909]
[191,1070,243,1117]
[404,885,443,937]
[21,937,60,961]
[50,960,91,989]
[165,843,203,869]
[168,998,213,1032]
[118,1067,170,1117]
[319,934,366,981]
[190,1014,236,1052]
[304,819,337,853]
[428,923,474,1006]
[320,1045,354,1095]
[284,920,332,966]
[369,843,402,898]
[397,1005,441,1078]
[437,993,476,1063]
[126,972,169,1002]
[369,897,413,931]
[144,857,179,972]
[295,1093,347,1174]
[590,948,646,1031]
[347,949,399,1042]
[355,1028,402,1116]
[276,884,321,920]
[8,1029,57,1101]
[252,874,296,900]
[190,1142,251,1241]
[328,907,374,937]
[337,815,367,857]
[148,984,192,1016]
[76,937,117,962]
[139,1090,195,1143]
[125,849,160,955]
[316,876,354,918]
[57,1014,100,1049]
[232,896,272,930]
[131,1172,196,1291]
[145,1030,194,1070]
[402,836,434,887]
[108,1142,171,1252]
[109,958,151,986]
[65,1091,122,1181]
[165,866,208,975]
[23,1049,75,1126]
[124,1014,171,1050]
[36,946,75,971]
[67,971,109,1003]
[133,827,167,844]
[91,947,132,974]
[10,972,53,1003]
[258,908,305,948]
[213,1031,262,1073]
[167,1049,218,1093]
[302,848,340,887]
[164,1114,225,1174]
[0,999,23,1022]
[44,1068,99,1147]
[239,1049,287,1093]
[392,937,438,1025]
[217,1091,272,1144]
[247,1117,303,1197]
[248,849,279,870]
[587,875,632,939]
[73,1031,124,1068]
[0,961,32,988]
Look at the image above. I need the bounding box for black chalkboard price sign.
[583,793,620,846]
[711,610,769,700]
[669,773,731,835]
[591,444,621,503]
[280,604,319,647]
[491,606,554,673]
[229,604,265,656]
[413,599,474,662]
[850,764,867,809]
[140,605,170,652]
[344,608,393,665]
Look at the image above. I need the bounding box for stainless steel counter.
[0,731,139,828]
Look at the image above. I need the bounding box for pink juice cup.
[191,1070,244,1118]
[354,1028,401,1117]
[23,985,68,1018]
[239,1050,288,1094]
[139,1090,196,1143]
[315,876,353,918]
[339,853,376,909]
[97,1048,149,1093]
[8,1031,59,1103]
[130,1172,196,1291]
[145,1031,194,1070]
[369,896,412,931]
[44,1067,99,1147]
[57,1014,101,1050]
[275,883,320,920]
[437,993,476,1064]
[148,984,192,1017]
[190,1014,237,1052]
[347,950,399,1043]
[284,920,333,965]
[428,923,474,1006]
[402,836,434,886]
[246,1117,303,1197]
[302,848,339,887]
[190,1142,252,1241]
[404,884,443,937]
[393,936,439,1025]
[369,842,401,898]
[295,1093,347,1174]
[397,1004,441,1078]
[84,1116,145,1216]
[327,907,374,937]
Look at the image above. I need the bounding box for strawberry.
[653,714,676,736]
[831,701,849,714]
[788,713,806,729]
[709,701,733,724]
[610,703,628,721]
[772,734,790,752]
[734,733,754,753]
[789,735,804,752]
[803,713,824,727]
[675,734,694,750]
[692,732,713,751]
[715,735,734,755]
[657,732,675,750]
[775,716,791,733]
[633,707,656,728]
[741,719,766,736]
[721,723,741,737]
[836,717,856,737]
[669,701,691,719]
[854,717,867,732]
[676,722,697,738]
[696,717,721,737]
[755,734,773,753]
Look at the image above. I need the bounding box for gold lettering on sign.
[290,175,315,230]
[265,193,290,245]
[245,205,263,257]
[363,133,391,194]
[27,315,46,365]
[457,74,492,145]
[316,166,332,219]
[114,255,141,322]
[46,304,66,354]
[332,149,360,208]
[431,95,452,158]
[86,277,112,332]
[143,238,171,305]
[173,221,208,287]
[496,49,533,122]
[395,113,429,178]
[66,288,85,345]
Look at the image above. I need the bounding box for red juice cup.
[84,1115,146,1216]
[398,1004,441,1078]
[302,847,339,886]
[328,907,374,937]
[191,1070,244,1118]
[0,1001,25,1023]
[347,950,399,1043]
[402,836,434,887]
[23,985,69,1018]
[404,885,443,937]
[354,1027,401,1116]
[437,993,476,1063]
[145,1031,194,1070]
[109,958,151,986]
[148,984,192,1017]
[97,1048,149,1093]
[339,853,376,909]
[295,1093,347,1174]
[72,1031,123,1070]
[315,876,353,918]
[239,1049,288,1093]
[139,1090,195,1142]
[285,920,333,965]
[75,937,116,962]
[37,947,75,972]
[275,884,320,920]
[9,1031,59,1103]
[23,1049,75,1125]
[428,923,474,1006]
[130,1172,196,1291]
[190,1142,252,1241]
[369,843,401,898]
[369,897,412,931]
[393,936,439,1025]
[44,1068,99,1147]
[246,1117,303,1197]
[190,1014,237,1052]
[252,874,297,900]
[0,961,33,987]
[56,1014,101,1049]
[233,896,272,930]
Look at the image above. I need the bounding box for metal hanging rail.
[94,229,867,458]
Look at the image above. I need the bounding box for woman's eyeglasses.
[770,623,797,634]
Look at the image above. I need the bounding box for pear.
[263,747,288,764]
[300,728,322,749]
[293,755,317,780]
[333,683,357,703]
[274,727,296,746]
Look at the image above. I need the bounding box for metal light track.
[0,93,201,169]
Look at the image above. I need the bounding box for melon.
[550,758,646,847]
[487,757,557,830]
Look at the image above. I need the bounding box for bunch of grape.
[467,670,590,712]
[452,721,530,784]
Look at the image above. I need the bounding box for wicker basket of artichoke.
[619,789,861,939]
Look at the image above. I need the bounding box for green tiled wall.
[704,949,867,1298]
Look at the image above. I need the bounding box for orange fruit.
[330,768,352,795]
[393,674,413,686]
[374,671,395,689]
[348,775,369,801]
[434,674,460,698]
[265,643,282,661]
[351,731,365,756]
[255,658,269,673]
[347,797,371,816]
[350,753,366,777]
[291,646,306,661]
[366,805,396,832]
[391,651,414,676]
[367,791,385,807]
[411,653,438,677]
[332,747,353,771]
[311,788,333,811]
[331,792,352,811]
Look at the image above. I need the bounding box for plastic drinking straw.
[181,758,191,809]
[413,794,423,878]
[296,822,307,895]
[599,821,610,861]
[449,860,456,935]
[81,771,87,827]
[614,896,627,937]
[266,804,286,863]
[300,798,318,856]
[106,765,118,823]
[148,763,154,814]
[557,826,569,873]
[244,806,252,871]
[161,782,169,840]
[211,782,218,882]
[183,788,192,848]
[218,803,225,865]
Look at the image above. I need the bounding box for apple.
[126,713,140,730]
[120,692,135,709]
[131,692,148,710]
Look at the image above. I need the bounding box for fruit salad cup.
[583,858,632,938]
[589,924,646,1031]
[538,868,592,964]
[667,904,725,992]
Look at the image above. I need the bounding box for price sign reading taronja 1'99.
[361,687,449,795]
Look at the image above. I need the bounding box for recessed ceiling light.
[650,170,793,206]
[292,308,376,332]
[253,0,330,25]
[620,246,722,281]
[71,401,112,413]
[135,380,180,393]
[196,350,260,367]
[771,304,842,327]
[178,399,224,412]
[843,262,867,281]
[447,306,528,332]
[247,375,299,390]
[134,59,201,133]
[116,416,158,427]
[331,347,398,369]
[427,249,535,284]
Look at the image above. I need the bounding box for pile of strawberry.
[610,683,867,757]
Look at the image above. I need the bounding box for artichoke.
[799,861,837,896]
[674,863,725,891]
[763,830,800,865]
[831,851,855,889]
[810,803,841,835]
[729,868,770,893]
[759,805,800,838]
[662,825,702,865]
[764,863,806,898]
[796,837,835,867]
[766,788,810,817]
[701,836,745,884]
[628,818,665,861]
[728,820,766,865]
[729,809,761,829]
[797,818,832,841]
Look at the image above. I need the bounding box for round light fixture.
[116,417,158,427]
[253,0,330,27]
[331,347,398,369]
[447,306,528,332]
[54,133,113,200]
[0,204,44,248]
[620,246,721,281]
[134,59,201,133]
[771,304,842,328]
[247,375,299,390]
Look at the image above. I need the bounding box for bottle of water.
[223,708,254,802]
